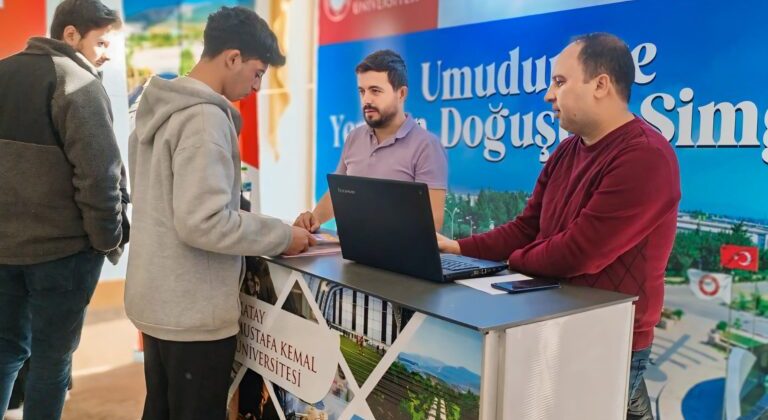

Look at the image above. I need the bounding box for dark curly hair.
[355,49,408,89]
[201,6,286,67]
[50,0,121,40]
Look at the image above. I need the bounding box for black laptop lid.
[327,174,444,282]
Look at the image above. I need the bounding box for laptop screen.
[327,174,445,282]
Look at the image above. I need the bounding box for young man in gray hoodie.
[0,1,126,419]
[126,7,314,419]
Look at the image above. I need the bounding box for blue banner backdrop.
[316,0,768,224]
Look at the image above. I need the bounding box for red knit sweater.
[458,117,680,351]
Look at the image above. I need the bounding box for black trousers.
[141,333,236,420]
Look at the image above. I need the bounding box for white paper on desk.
[282,244,341,258]
[455,273,532,295]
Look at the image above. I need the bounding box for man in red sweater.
[439,33,680,419]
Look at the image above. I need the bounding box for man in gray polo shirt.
[294,49,448,231]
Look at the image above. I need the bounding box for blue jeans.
[628,346,654,419]
[0,250,103,420]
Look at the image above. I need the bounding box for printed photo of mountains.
[398,353,481,395]
[367,317,482,420]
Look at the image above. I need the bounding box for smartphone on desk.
[491,278,560,294]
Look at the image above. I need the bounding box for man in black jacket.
[0,1,127,418]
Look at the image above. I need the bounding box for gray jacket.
[0,37,124,264]
[126,76,292,342]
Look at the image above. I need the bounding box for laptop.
[327,174,508,283]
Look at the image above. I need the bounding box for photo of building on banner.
[229,260,343,420]
[229,260,483,420]
[681,244,764,418]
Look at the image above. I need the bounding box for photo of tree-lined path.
[366,317,481,420]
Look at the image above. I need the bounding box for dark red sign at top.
[319,0,438,46]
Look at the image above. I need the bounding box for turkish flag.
[720,245,759,272]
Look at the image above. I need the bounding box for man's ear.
[398,85,408,102]
[593,74,611,99]
[61,25,81,48]
[223,50,242,69]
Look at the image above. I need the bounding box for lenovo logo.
[336,188,356,195]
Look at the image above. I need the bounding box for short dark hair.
[355,49,408,89]
[50,0,121,40]
[201,7,286,67]
[571,33,634,102]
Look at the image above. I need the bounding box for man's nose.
[544,87,555,103]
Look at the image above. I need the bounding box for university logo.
[323,0,351,22]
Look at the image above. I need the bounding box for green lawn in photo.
[340,335,384,386]
[722,331,766,349]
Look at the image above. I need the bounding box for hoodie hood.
[134,76,242,145]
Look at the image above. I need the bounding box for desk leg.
[480,330,503,420]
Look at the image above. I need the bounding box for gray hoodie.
[126,76,292,342]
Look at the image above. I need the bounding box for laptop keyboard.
[441,256,479,272]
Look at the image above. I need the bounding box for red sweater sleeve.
[457,158,552,261]
[507,143,680,277]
